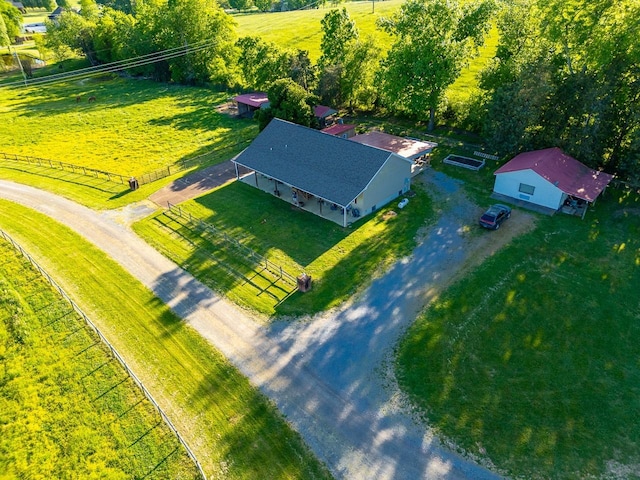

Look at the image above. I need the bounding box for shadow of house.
[492,147,614,218]
[233,92,270,118]
[231,118,413,227]
[350,131,438,177]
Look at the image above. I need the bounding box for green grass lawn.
[0,199,332,480]
[0,240,199,479]
[0,76,258,176]
[396,187,640,478]
[134,180,435,318]
[234,0,403,62]
[235,0,498,101]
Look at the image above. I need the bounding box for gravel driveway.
[0,172,534,479]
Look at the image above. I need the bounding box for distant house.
[313,105,338,128]
[8,1,26,13]
[22,22,47,34]
[350,131,438,176]
[48,6,65,21]
[232,119,413,227]
[321,122,356,139]
[234,92,270,117]
[493,147,614,217]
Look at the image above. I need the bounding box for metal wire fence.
[0,228,207,480]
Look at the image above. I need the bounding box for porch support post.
[254,172,259,187]
[343,207,347,227]
[234,162,239,179]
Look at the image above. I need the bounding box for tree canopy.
[378,0,495,130]
[255,78,318,131]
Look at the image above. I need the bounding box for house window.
[519,183,535,195]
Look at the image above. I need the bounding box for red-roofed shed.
[234,92,270,117]
[493,147,614,216]
[321,123,356,138]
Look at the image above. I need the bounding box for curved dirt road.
[0,173,533,479]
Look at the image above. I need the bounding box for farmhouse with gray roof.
[232,119,412,227]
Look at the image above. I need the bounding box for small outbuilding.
[321,122,356,139]
[234,92,270,117]
[313,105,338,128]
[232,119,413,227]
[492,147,614,217]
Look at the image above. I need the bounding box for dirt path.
[149,161,244,206]
[0,174,534,479]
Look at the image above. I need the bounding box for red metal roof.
[234,92,269,108]
[314,105,337,118]
[350,131,437,160]
[495,147,614,202]
[321,124,355,136]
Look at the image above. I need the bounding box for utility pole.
[10,46,28,86]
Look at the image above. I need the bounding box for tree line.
[2,0,638,180]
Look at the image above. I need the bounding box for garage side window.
[519,183,535,195]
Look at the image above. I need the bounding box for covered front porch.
[238,171,362,227]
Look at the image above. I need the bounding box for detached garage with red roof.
[493,148,614,218]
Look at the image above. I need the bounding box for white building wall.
[356,155,412,215]
[493,169,565,210]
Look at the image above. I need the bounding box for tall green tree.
[255,78,318,130]
[318,8,358,69]
[93,7,136,64]
[236,36,292,90]
[378,0,495,131]
[45,11,97,64]
[0,13,10,52]
[132,0,237,84]
[0,2,21,43]
[480,0,639,176]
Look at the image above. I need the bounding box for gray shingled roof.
[233,118,396,206]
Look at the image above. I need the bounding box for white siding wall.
[494,169,564,209]
[357,154,412,214]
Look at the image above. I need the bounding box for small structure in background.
[492,147,614,218]
[443,154,485,171]
[313,105,338,128]
[297,273,312,292]
[350,131,437,177]
[321,122,356,139]
[233,92,270,118]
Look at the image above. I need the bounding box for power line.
[0,40,218,88]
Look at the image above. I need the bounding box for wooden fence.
[1,139,251,188]
[0,228,207,480]
[166,201,298,287]
[0,152,128,185]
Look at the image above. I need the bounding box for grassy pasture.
[0,77,257,177]
[234,0,403,62]
[0,239,199,479]
[396,187,640,478]
[0,199,332,480]
[134,180,435,318]
[234,0,498,100]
